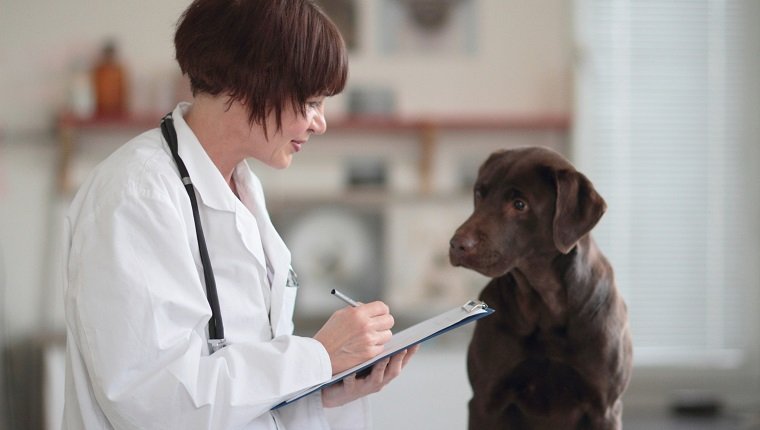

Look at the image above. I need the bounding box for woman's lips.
[291,140,304,152]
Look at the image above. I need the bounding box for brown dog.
[449,147,632,429]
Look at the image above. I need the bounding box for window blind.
[573,0,754,368]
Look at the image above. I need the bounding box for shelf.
[266,189,471,206]
[56,112,166,193]
[325,114,570,132]
[57,111,570,132]
[57,111,164,130]
[55,111,571,194]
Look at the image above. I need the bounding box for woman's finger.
[369,357,391,386]
[373,329,393,346]
[360,301,390,317]
[369,313,395,331]
[383,351,407,381]
[402,345,420,367]
[343,373,356,391]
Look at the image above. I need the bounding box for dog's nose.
[450,233,479,266]
[450,234,478,253]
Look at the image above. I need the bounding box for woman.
[62,1,416,428]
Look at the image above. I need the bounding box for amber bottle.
[92,41,127,117]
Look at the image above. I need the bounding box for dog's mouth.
[449,247,506,277]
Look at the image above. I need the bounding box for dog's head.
[449,147,606,277]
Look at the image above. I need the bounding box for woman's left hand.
[321,345,420,408]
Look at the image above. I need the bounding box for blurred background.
[1,0,759,429]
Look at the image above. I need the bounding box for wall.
[0,0,573,337]
[0,0,572,133]
[0,0,188,133]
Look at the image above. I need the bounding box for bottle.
[92,40,127,117]
[68,58,95,118]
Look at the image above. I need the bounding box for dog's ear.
[552,169,607,254]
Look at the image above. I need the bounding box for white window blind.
[573,0,757,368]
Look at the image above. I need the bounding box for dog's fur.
[449,147,632,430]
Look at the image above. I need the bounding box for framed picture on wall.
[316,0,359,51]
[378,0,477,55]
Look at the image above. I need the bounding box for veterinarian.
[62,1,417,428]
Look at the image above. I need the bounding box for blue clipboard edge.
[272,306,495,410]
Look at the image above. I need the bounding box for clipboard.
[272,300,494,410]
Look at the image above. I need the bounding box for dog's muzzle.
[449,232,479,267]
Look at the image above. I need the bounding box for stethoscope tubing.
[160,113,226,347]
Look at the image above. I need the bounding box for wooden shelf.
[57,111,164,130]
[56,112,165,193]
[57,111,570,131]
[326,114,570,132]
[55,111,571,194]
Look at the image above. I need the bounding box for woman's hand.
[314,301,395,374]
[321,345,420,408]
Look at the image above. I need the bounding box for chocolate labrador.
[449,147,632,429]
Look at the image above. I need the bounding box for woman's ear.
[552,169,607,254]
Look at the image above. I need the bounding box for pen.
[331,289,359,307]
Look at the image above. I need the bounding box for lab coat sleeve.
[65,189,333,429]
[323,398,372,430]
[275,393,371,430]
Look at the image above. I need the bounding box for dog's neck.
[509,236,598,321]
[510,263,567,321]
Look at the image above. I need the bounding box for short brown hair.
[174,0,348,131]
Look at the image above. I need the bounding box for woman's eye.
[513,200,527,211]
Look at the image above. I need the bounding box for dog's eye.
[513,200,527,211]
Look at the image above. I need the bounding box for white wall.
[0,0,572,133]
[0,0,189,133]
[0,0,572,337]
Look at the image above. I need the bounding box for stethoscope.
[160,112,300,354]
[161,113,226,353]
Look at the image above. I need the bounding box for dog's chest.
[482,276,570,340]
[473,276,587,374]
[470,274,620,416]
[476,308,573,364]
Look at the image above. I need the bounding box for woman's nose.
[309,110,327,135]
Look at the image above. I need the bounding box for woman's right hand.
[313,301,394,375]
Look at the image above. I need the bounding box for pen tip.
[330,289,336,294]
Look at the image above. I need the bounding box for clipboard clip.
[461,300,488,312]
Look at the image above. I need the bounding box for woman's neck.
[184,95,247,189]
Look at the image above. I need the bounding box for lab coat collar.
[171,102,294,336]
[171,102,237,213]
[233,162,293,336]
[170,103,272,300]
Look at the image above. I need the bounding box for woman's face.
[249,97,327,169]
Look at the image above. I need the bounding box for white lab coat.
[62,102,371,429]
